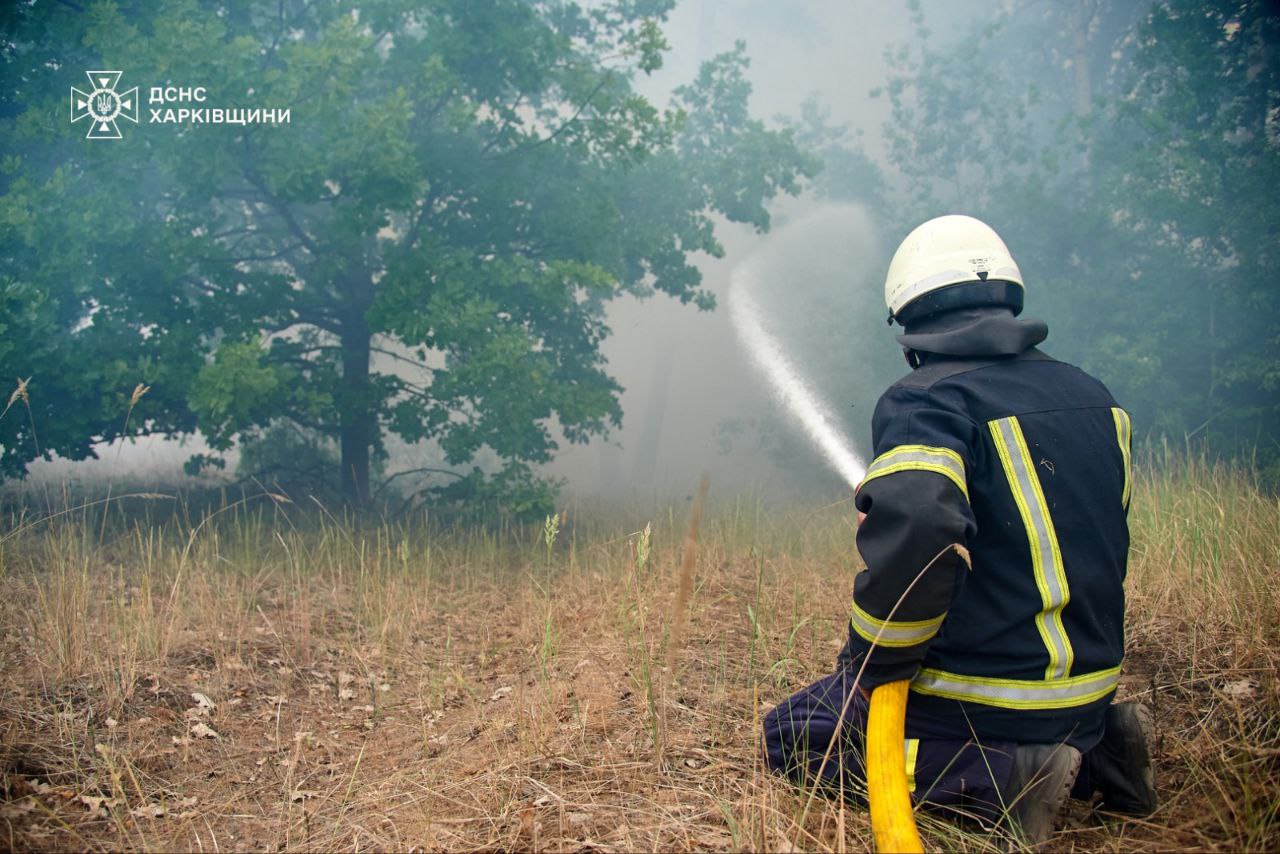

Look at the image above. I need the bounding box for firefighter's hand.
[857,511,867,527]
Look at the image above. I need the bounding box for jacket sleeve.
[846,385,978,690]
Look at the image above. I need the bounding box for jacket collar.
[895,307,1048,358]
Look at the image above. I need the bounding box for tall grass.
[0,455,1275,851]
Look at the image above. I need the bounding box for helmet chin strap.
[903,348,922,370]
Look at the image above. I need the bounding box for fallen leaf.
[0,800,37,819]
[191,692,215,711]
[1221,679,1257,700]
[489,686,513,702]
[291,789,320,802]
[190,722,220,739]
[105,717,119,729]
[130,803,167,819]
[78,794,119,815]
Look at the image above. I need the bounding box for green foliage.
[0,0,815,506]
[792,97,885,210]
[428,461,559,524]
[235,421,342,502]
[1105,1,1280,451]
[872,0,1280,464]
[189,338,286,450]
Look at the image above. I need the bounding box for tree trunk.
[340,314,373,510]
[629,342,674,488]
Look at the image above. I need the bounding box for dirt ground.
[1,479,1277,850]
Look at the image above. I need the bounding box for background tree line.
[800,0,1279,481]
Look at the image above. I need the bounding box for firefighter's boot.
[1085,701,1158,816]
[1006,742,1083,847]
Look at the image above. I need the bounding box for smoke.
[729,206,870,490]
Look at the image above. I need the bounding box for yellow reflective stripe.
[904,738,919,794]
[850,599,945,648]
[861,444,968,501]
[910,666,1121,710]
[1112,407,1132,508]
[989,416,1074,680]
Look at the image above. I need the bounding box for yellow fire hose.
[866,680,924,852]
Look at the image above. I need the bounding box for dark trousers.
[762,669,1018,823]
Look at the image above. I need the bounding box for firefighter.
[763,215,1158,844]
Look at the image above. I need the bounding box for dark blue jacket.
[848,308,1131,750]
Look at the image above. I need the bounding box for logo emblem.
[71,71,138,140]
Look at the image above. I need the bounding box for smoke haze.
[12,0,1277,506]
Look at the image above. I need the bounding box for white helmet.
[884,215,1025,325]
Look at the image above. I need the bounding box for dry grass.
[0,456,1276,851]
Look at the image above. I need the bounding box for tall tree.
[0,0,815,509]
[1103,0,1280,451]
[871,0,1280,464]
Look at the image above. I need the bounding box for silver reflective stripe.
[989,416,1074,680]
[911,666,1121,710]
[849,600,944,648]
[861,444,968,500]
[1112,407,1132,508]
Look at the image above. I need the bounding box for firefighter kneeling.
[763,215,1157,846]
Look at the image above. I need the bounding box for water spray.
[727,271,866,488]
[728,211,921,853]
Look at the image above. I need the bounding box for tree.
[869,0,1280,465]
[1103,0,1280,453]
[0,0,815,509]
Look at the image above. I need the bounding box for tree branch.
[205,240,306,264]
[493,72,614,158]
[240,143,320,256]
[371,345,434,372]
[373,465,463,501]
[266,310,342,336]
